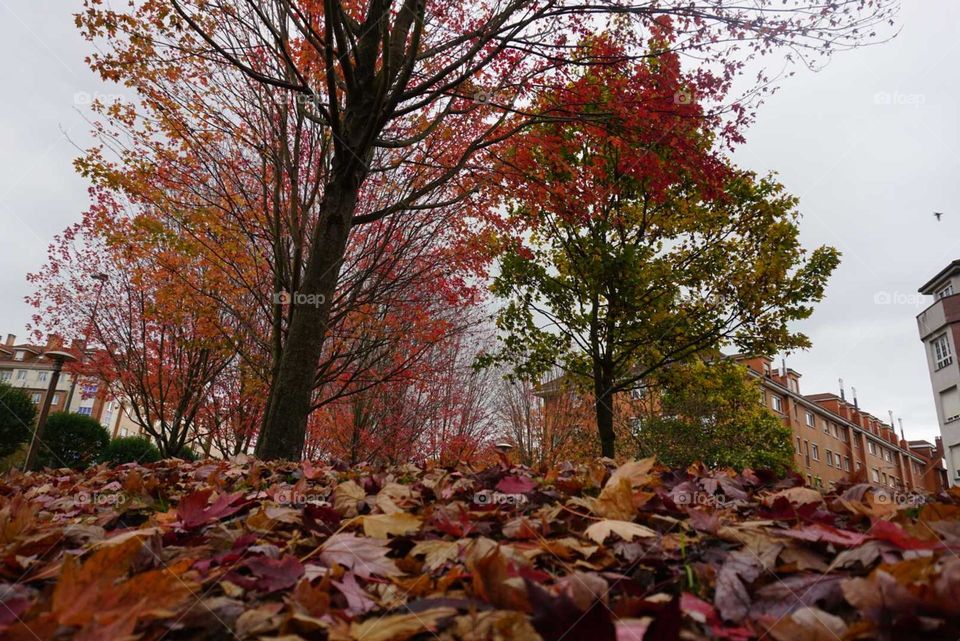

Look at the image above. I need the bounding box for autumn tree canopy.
[483,44,841,457]
[68,0,896,459]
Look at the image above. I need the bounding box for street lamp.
[64,272,109,412]
[24,350,77,471]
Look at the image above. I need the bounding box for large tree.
[484,46,840,457]
[76,0,895,459]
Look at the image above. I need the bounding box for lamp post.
[24,350,77,471]
[64,272,109,412]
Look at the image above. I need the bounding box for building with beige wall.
[0,333,140,438]
[916,260,960,486]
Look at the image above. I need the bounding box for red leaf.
[496,475,536,494]
[176,489,246,529]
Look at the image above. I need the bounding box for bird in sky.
[935,212,944,221]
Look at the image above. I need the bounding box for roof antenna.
[839,378,846,401]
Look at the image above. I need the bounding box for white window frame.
[16,370,26,381]
[933,333,953,370]
[771,395,783,413]
[805,411,815,428]
[13,351,24,361]
[936,283,954,300]
[37,371,47,382]
[811,444,820,461]
[30,393,41,404]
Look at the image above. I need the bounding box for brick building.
[538,355,947,493]
[737,355,946,493]
[0,333,124,431]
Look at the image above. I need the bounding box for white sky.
[1,1,957,443]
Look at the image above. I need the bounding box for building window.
[771,395,783,413]
[30,393,41,404]
[52,393,61,405]
[811,444,820,461]
[16,370,26,381]
[795,437,802,454]
[933,333,953,370]
[13,351,24,361]
[825,449,833,467]
[871,468,880,482]
[37,371,47,382]
[843,457,851,471]
[867,441,878,456]
[77,407,93,416]
[936,283,954,300]
[0,371,10,381]
[856,461,862,471]
[835,452,842,468]
[940,386,960,423]
[805,411,815,427]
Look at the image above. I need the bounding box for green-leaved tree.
[485,58,839,458]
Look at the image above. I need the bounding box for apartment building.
[0,333,126,431]
[737,356,946,493]
[916,260,960,486]
[537,355,947,493]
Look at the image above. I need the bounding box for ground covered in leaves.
[2,457,959,641]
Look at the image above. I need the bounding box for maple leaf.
[239,555,304,592]
[332,572,376,615]
[496,475,536,494]
[348,607,457,641]
[780,523,869,547]
[584,519,657,544]
[361,512,422,538]
[176,489,246,528]
[527,579,616,641]
[319,533,401,578]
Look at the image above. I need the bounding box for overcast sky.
[1,1,958,443]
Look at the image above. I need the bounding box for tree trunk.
[595,373,617,459]
[255,184,357,460]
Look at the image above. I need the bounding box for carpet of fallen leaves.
[2,457,960,641]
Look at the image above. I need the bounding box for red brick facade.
[737,356,946,493]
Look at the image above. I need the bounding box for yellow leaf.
[349,607,456,641]
[334,480,367,517]
[584,519,657,544]
[361,512,422,538]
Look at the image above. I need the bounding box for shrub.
[102,436,161,465]
[37,412,110,470]
[0,382,37,458]
[172,446,199,462]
